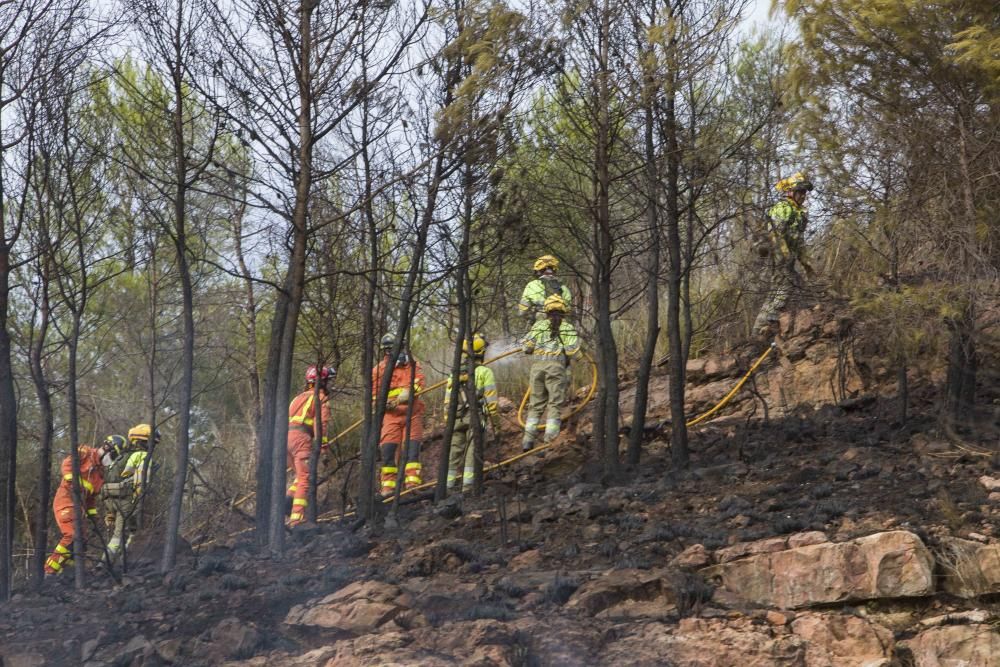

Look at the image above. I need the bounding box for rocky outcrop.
[715,532,827,564]
[899,624,1000,666]
[600,618,807,666]
[231,620,530,667]
[790,612,894,666]
[566,568,674,618]
[671,544,711,569]
[936,537,1000,598]
[598,613,895,667]
[208,617,261,661]
[702,531,934,609]
[284,580,424,635]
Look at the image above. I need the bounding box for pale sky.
[745,0,780,32]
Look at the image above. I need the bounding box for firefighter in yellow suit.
[521,295,580,452]
[754,172,814,337]
[519,255,573,324]
[444,333,501,491]
[104,424,158,555]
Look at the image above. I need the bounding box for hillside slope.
[4,305,1000,666]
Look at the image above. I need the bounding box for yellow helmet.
[543,294,569,314]
[533,255,559,272]
[128,423,161,444]
[462,333,488,356]
[775,172,813,193]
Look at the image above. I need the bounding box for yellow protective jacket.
[121,450,149,489]
[522,319,580,360]
[519,278,572,319]
[444,365,499,418]
[767,198,808,262]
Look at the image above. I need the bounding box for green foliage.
[851,283,965,363]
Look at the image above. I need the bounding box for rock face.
[715,532,828,564]
[599,613,894,667]
[284,580,423,634]
[672,544,711,569]
[209,617,261,661]
[790,613,895,666]
[937,537,1000,598]
[600,618,807,667]
[900,624,1000,666]
[566,568,674,617]
[231,620,529,667]
[702,531,934,609]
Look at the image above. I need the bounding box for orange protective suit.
[372,356,425,492]
[286,388,331,525]
[46,447,105,575]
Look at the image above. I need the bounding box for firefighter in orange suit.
[372,335,425,494]
[286,365,335,525]
[45,441,117,575]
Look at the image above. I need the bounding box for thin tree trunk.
[435,273,468,502]
[256,292,287,545]
[362,96,452,519]
[29,259,54,587]
[162,1,195,571]
[67,318,87,590]
[466,276,484,496]
[140,241,159,535]
[268,264,305,555]
[307,369,323,523]
[233,203,261,444]
[0,253,15,600]
[358,33,380,520]
[628,35,660,465]
[265,0,316,556]
[595,0,620,475]
[944,111,978,425]
[664,73,688,468]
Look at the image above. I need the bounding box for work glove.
[386,398,398,410]
[397,388,410,404]
[522,341,535,355]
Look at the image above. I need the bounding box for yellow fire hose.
[223,349,524,513]
[314,342,776,523]
[516,351,599,429]
[683,342,775,428]
[202,342,776,538]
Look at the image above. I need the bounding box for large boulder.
[715,532,828,564]
[600,613,896,667]
[600,618,806,667]
[760,338,864,411]
[284,580,423,635]
[207,617,261,661]
[324,631,440,667]
[222,647,340,667]
[790,613,894,666]
[1,653,47,667]
[899,624,1000,666]
[566,568,674,618]
[702,531,934,609]
[936,537,1000,598]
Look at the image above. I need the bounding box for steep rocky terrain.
[4,304,1000,666]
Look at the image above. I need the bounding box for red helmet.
[305,365,336,383]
